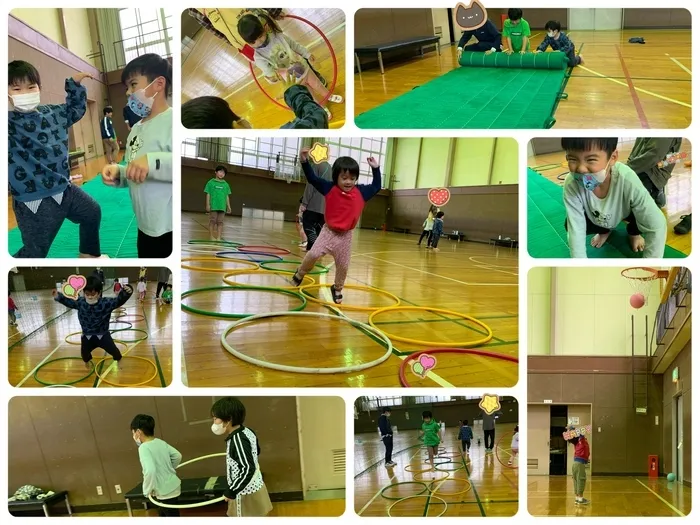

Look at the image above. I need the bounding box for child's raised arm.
[563,178,589,258]
[300,148,334,195]
[64,75,90,127]
[104,284,134,311]
[628,180,667,258]
[358,158,382,201]
[53,290,79,309]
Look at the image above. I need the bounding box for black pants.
[464,40,501,52]
[461,439,471,452]
[382,435,393,463]
[155,496,180,517]
[81,333,122,363]
[302,210,325,250]
[484,429,495,449]
[565,212,640,237]
[637,171,666,207]
[418,230,433,245]
[156,281,167,298]
[137,230,173,258]
[431,234,441,248]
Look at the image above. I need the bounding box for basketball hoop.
[621,267,668,308]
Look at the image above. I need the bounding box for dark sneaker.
[291,272,303,287]
[674,215,691,234]
[331,285,343,304]
[576,498,590,505]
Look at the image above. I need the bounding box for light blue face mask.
[573,160,611,191]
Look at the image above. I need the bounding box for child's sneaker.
[674,214,691,234]
[324,107,332,121]
[291,272,303,287]
[576,498,590,505]
[85,360,93,370]
[299,241,308,247]
[330,285,343,304]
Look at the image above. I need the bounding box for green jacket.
[422,419,441,446]
[626,137,682,191]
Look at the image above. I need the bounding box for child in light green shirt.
[420,410,442,475]
[503,8,531,54]
[205,165,232,241]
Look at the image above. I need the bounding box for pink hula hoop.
[495,432,518,469]
[249,14,338,110]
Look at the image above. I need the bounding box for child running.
[428,211,445,251]
[53,276,133,369]
[508,425,519,466]
[536,21,583,67]
[101,54,172,258]
[420,410,442,476]
[237,11,343,120]
[417,206,436,246]
[130,414,182,517]
[210,397,273,517]
[566,426,590,505]
[562,138,667,258]
[137,278,147,301]
[458,419,473,455]
[8,61,105,258]
[291,149,382,303]
[9,292,18,326]
[205,165,232,241]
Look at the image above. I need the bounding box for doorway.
[673,394,684,482]
[568,8,623,30]
[549,405,568,475]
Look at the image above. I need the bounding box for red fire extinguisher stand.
[648,455,659,477]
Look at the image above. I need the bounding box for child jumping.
[458,419,473,454]
[291,149,382,303]
[210,397,273,517]
[205,165,232,241]
[8,61,105,258]
[536,20,583,67]
[53,276,133,369]
[137,278,147,301]
[508,425,519,466]
[428,211,445,251]
[101,54,172,258]
[130,414,182,517]
[566,426,590,505]
[9,292,18,326]
[237,11,343,120]
[420,410,442,476]
[562,138,667,258]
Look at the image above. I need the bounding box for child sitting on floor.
[562,138,667,258]
[291,149,382,303]
[536,21,583,67]
[53,276,133,369]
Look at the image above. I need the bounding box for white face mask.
[211,422,226,436]
[134,435,142,447]
[10,92,41,113]
[85,296,99,305]
[547,31,555,38]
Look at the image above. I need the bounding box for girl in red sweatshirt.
[292,148,382,303]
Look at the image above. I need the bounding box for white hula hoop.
[221,311,394,374]
[44,385,77,388]
[147,453,227,509]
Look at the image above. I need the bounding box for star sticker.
[309,142,329,164]
[479,394,501,415]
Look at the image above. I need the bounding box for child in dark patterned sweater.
[536,21,583,67]
[53,276,133,368]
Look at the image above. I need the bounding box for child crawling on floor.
[53,276,133,369]
[535,20,583,67]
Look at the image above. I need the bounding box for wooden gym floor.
[180,213,518,388]
[8,284,172,388]
[354,30,691,129]
[182,8,346,129]
[528,138,692,255]
[355,424,518,517]
[528,475,691,516]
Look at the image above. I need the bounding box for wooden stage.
[355,425,518,517]
[354,30,691,129]
[528,475,691,516]
[180,213,518,388]
[8,285,172,388]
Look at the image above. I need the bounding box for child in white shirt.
[137,278,147,301]
[508,425,519,466]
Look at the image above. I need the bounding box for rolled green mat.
[459,50,568,70]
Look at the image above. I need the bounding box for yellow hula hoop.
[388,494,447,518]
[299,283,401,312]
[411,469,449,483]
[181,257,259,273]
[404,463,435,473]
[428,477,472,496]
[368,306,494,347]
[222,270,314,290]
[94,355,158,387]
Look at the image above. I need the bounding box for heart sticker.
[419,354,436,370]
[428,188,451,207]
[63,275,87,299]
[410,354,438,378]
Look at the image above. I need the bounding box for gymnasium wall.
[623,9,691,29]
[354,398,518,433]
[662,341,691,483]
[181,156,391,230]
[484,8,569,30]
[8,267,166,292]
[528,359,665,475]
[7,397,319,509]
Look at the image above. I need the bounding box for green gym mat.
[355,51,571,129]
[9,176,138,258]
[527,168,686,258]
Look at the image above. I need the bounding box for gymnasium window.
[325,137,388,187]
[118,8,174,66]
[360,396,404,411]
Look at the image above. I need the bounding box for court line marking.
[635,479,686,517]
[577,65,692,108]
[16,341,67,387]
[615,44,650,129]
[666,54,692,76]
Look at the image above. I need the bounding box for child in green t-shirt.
[503,8,531,54]
[204,165,232,241]
[161,284,172,305]
[420,411,442,475]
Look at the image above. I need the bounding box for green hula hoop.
[34,357,95,386]
[423,456,452,466]
[434,461,466,472]
[259,260,329,275]
[181,285,307,318]
[380,481,429,501]
[188,239,241,247]
[110,328,149,343]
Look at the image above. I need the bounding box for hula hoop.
[434,461,465,472]
[182,257,259,273]
[412,470,449,483]
[236,245,290,255]
[369,306,493,347]
[94,356,158,387]
[221,311,393,374]
[437,450,463,459]
[388,494,448,517]
[109,320,133,330]
[216,251,283,263]
[399,348,518,388]
[259,260,329,275]
[111,328,150,343]
[404,463,435,473]
[148,453,228,508]
[33,357,95,386]
[299,283,401,312]
[44,384,77,388]
[182,286,307,319]
[495,433,519,469]
[249,14,338,111]
[423,457,451,466]
[428,477,472,496]
[380,481,428,501]
[116,313,146,322]
[182,244,232,255]
[188,239,241,247]
[222,270,314,290]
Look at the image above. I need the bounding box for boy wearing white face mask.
[562,138,667,258]
[8,61,105,258]
[52,276,133,369]
[210,397,273,517]
[535,21,583,67]
[101,54,172,258]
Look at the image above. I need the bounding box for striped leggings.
[297,225,352,289]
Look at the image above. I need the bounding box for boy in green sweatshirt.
[420,410,442,475]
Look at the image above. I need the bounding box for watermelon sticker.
[428,188,451,207]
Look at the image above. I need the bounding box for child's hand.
[367,156,379,169]
[519,50,527,55]
[102,164,120,186]
[125,156,149,183]
[534,49,542,54]
[72,72,93,84]
[206,205,211,213]
[504,49,513,55]
[226,206,232,214]
[299,147,311,163]
[51,289,58,297]
[123,284,133,294]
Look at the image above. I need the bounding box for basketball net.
[621,267,659,305]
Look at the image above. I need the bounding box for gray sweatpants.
[572,461,587,495]
[13,184,102,258]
